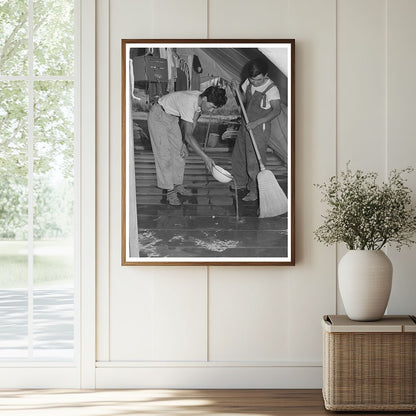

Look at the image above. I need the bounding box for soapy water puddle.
[138,230,163,257]
[139,230,239,255]
[138,178,246,256]
[138,231,239,255]
[192,237,239,253]
[168,235,186,243]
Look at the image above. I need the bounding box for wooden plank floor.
[0,389,413,415]
[135,148,289,259]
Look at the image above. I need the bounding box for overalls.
[232,83,275,196]
[148,103,185,190]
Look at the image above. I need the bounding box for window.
[0,0,77,361]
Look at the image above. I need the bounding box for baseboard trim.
[96,360,321,368]
[96,365,323,388]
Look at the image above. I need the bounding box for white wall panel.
[209,0,290,38]
[386,0,416,315]
[150,0,207,38]
[151,271,207,361]
[209,268,290,361]
[98,0,337,386]
[109,0,207,39]
[207,0,337,366]
[285,0,337,361]
[110,272,155,360]
[337,0,387,171]
[110,0,154,37]
[105,0,209,363]
[96,0,110,362]
[110,269,207,361]
[94,0,416,388]
[336,0,387,314]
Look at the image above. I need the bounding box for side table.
[322,315,416,411]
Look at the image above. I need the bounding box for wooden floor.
[135,147,288,259]
[0,389,413,415]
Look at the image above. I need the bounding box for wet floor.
[135,149,288,259]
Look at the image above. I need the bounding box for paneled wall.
[95,0,416,388]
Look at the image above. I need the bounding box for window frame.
[0,0,96,388]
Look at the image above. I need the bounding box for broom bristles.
[257,170,288,218]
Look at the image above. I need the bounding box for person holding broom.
[231,59,282,202]
[148,86,227,206]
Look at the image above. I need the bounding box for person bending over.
[148,86,227,206]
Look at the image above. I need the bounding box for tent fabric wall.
[259,48,288,77]
[200,47,289,164]
[269,104,288,165]
[134,46,289,164]
[201,48,288,105]
[178,47,289,164]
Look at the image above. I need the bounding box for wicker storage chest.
[322,315,416,411]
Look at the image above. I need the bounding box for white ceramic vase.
[338,250,393,321]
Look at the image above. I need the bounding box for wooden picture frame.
[122,39,295,265]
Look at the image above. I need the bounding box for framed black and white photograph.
[122,39,295,265]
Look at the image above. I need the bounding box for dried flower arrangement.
[314,164,416,250]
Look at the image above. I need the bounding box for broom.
[234,87,287,218]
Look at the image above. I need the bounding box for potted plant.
[314,164,416,321]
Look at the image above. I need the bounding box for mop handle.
[203,112,213,150]
[234,87,266,171]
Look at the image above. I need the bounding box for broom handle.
[234,87,266,171]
